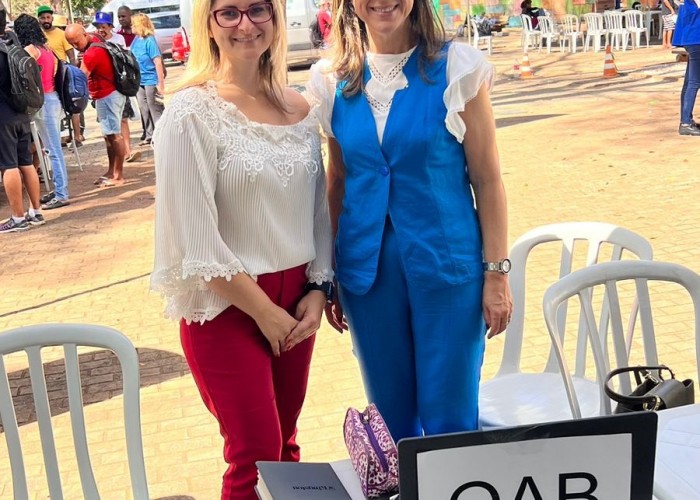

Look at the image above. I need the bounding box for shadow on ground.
[0,347,190,432]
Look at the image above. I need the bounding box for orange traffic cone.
[519,52,534,79]
[603,44,619,78]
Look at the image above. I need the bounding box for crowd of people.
[0,3,164,233]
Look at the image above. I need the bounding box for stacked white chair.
[479,222,653,428]
[537,16,563,53]
[520,14,541,51]
[561,14,584,53]
[582,13,609,52]
[624,9,649,49]
[471,18,493,55]
[604,10,631,51]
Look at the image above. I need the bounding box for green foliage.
[471,3,486,15]
[71,0,105,16]
[5,0,104,19]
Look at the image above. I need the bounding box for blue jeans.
[35,92,69,201]
[95,90,126,136]
[681,45,700,125]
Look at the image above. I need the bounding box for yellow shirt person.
[37,5,76,64]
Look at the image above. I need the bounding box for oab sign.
[416,434,632,499]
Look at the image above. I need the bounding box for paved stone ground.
[0,31,699,499]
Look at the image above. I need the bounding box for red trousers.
[180,265,315,500]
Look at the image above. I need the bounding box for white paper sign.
[416,434,632,499]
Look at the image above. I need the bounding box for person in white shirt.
[151,0,333,496]
[92,11,141,163]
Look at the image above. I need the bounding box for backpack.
[0,32,44,115]
[310,18,323,48]
[91,36,141,97]
[477,19,493,36]
[54,57,89,114]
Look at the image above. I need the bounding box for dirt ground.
[0,30,699,499]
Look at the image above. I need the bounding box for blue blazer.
[331,45,484,295]
[673,1,700,46]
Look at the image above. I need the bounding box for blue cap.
[92,11,113,26]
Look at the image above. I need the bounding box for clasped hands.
[256,290,328,356]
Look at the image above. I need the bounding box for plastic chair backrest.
[538,16,554,35]
[0,324,149,500]
[521,13,535,32]
[563,14,580,33]
[624,10,644,29]
[543,261,700,418]
[497,222,653,379]
[604,10,625,30]
[583,12,605,33]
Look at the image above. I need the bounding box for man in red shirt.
[65,23,127,186]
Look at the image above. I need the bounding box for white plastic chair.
[561,14,584,53]
[537,16,563,53]
[478,222,653,428]
[542,260,700,419]
[471,19,493,55]
[624,9,649,49]
[0,324,149,500]
[654,404,700,500]
[604,11,630,51]
[520,14,541,51]
[582,13,609,52]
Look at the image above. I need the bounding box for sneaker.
[42,198,70,210]
[0,218,30,233]
[25,212,46,226]
[679,123,700,136]
[40,191,55,204]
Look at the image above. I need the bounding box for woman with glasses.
[151,0,332,497]
[307,0,512,442]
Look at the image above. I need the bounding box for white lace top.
[306,42,494,145]
[150,82,333,324]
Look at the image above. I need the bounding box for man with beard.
[116,6,135,48]
[38,5,84,146]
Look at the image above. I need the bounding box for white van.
[175,0,320,66]
[101,0,181,57]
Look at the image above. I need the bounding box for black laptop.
[397,412,658,500]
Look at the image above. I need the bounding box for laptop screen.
[397,413,657,500]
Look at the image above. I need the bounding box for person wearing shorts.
[66,23,127,186]
[0,8,45,233]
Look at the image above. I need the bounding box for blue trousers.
[35,92,69,201]
[681,45,700,125]
[340,221,486,442]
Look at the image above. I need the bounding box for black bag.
[605,365,694,413]
[0,31,44,114]
[91,35,141,97]
[477,19,493,36]
[309,18,323,48]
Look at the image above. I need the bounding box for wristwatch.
[483,258,511,274]
[304,280,335,303]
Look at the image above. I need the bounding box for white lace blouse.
[306,42,494,145]
[150,82,333,324]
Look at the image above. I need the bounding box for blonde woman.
[150,0,333,497]
[131,13,164,145]
[307,0,512,441]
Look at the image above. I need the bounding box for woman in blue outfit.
[307,0,512,441]
[673,0,700,136]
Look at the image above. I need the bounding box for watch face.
[501,259,512,273]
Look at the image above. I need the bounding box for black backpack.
[309,18,323,48]
[91,36,141,97]
[0,32,45,114]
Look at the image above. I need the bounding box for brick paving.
[1,32,699,498]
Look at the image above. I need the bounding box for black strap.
[604,365,674,407]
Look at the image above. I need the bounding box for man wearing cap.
[93,11,140,163]
[38,5,75,65]
[66,23,127,186]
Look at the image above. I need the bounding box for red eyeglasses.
[211,2,274,28]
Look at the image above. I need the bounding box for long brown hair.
[329,0,446,97]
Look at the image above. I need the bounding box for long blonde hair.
[131,13,155,37]
[170,0,287,112]
[330,0,446,97]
